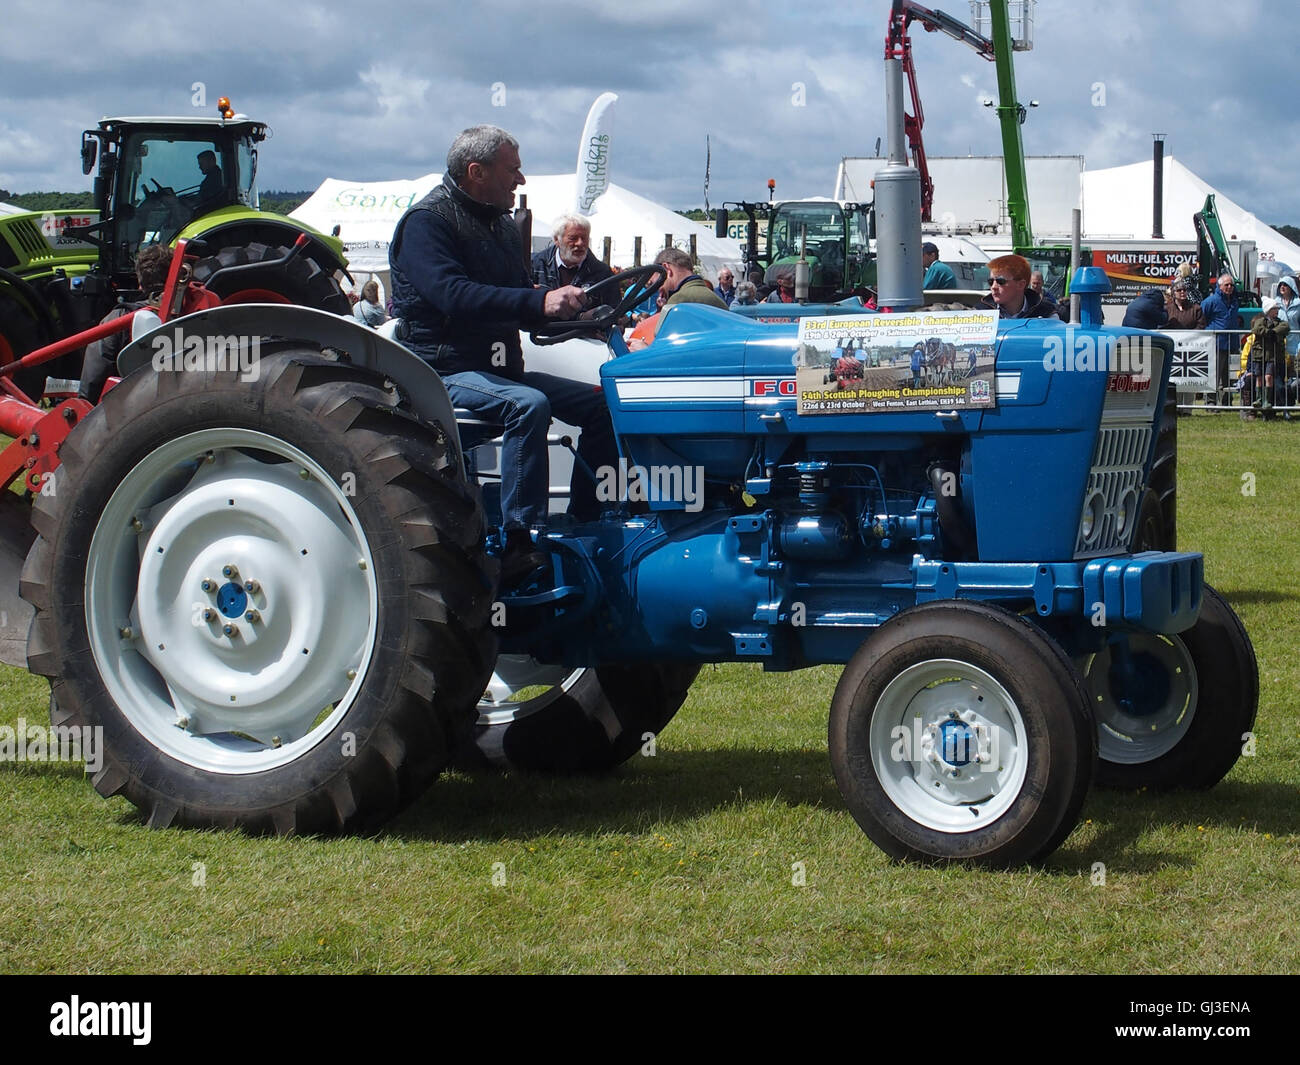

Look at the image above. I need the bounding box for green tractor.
[0,99,350,397]
[715,197,876,303]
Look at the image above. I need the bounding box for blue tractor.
[16,261,1255,867]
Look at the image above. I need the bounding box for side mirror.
[714,208,728,239]
[80,133,98,176]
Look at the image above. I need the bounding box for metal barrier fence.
[1169,327,1299,414]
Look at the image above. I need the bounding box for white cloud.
[0,0,1293,225]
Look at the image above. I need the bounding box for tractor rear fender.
[117,303,460,458]
[177,210,350,278]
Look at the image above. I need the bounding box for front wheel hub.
[871,660,1027,832]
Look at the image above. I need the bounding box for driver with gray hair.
[531,212,614,291]
[389,124,616,584]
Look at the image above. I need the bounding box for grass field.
[1,415,1297,974]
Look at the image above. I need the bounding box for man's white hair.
[551,214,592,241]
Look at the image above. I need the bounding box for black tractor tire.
[1131,489,1166,555]
[829,600,1095,867]
[0,288,55,401]
[1142,383,1178,551]
[469,659,700,772]
[1085,585,1258,790]
[190,241,352,317]
[21,348,496,834]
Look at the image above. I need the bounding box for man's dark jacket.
[978,287,1061,320]
[1122,289,1169,330]
[389,175,545,378]
[530,247,613,291]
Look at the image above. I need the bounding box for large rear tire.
[190,242,351,317]
[1084,585,1257,790]
[470,658,699,771]
[21,349,495,833]
[830,600,1095,867]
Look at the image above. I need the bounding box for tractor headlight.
[1080,491,1105,543]
[1116,489,1139,541]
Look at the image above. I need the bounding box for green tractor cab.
[0,103,349,397]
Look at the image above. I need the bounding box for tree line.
[0,190,314,214]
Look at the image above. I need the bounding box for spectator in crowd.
[657,247,727,309]
[1164,276,1205,329]
[388,124,610,583]
[78,243,172,404]
[1122,288,1169,330]
[353,279,387,328]
[714,267,737,306]
[978,254,1058,319]
[1274,274,1300,359]
[1241,297,1289,416]
[1029,270,1058,309]
[764,264,797,303]
[1200,273,1241,384]
[921,242,957,290]
[732,280,759,306]
[627,248,726,350]
[531,213,613,290]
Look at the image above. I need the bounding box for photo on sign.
[794,310,999,415]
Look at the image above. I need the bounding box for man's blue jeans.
[442,369,616,529]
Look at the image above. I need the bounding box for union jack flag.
[1170,341,1212,383]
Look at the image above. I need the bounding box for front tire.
[21,349,495,833]
[1084,585,1257,790]
[829,601,1095,867]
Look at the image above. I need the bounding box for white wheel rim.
[1077,635,1198,765]
[869,659,1028,833]
[478,656,586,725]
[86,429,378,774]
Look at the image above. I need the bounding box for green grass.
[1,415,1297,974]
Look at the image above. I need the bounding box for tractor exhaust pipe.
[874,57,923,309]
[1152,135,1165,240]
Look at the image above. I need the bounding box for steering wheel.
[530,263,667,345]
[138,181,189,233]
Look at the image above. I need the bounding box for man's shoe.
[499,531,548,587]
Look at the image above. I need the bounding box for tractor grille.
[7,218,47,259]
[1074,423,1151,557]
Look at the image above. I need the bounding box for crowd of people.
[1121,265,1298,418]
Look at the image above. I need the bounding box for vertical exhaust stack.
[1152,135,1165,240]
[874,58,923,309]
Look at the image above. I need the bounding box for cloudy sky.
[1,0,1293,225]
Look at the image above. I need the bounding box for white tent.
[1082,155,1300,270]
[0,201,30,216]
[290,173,439,282]
[291,173,740,287]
